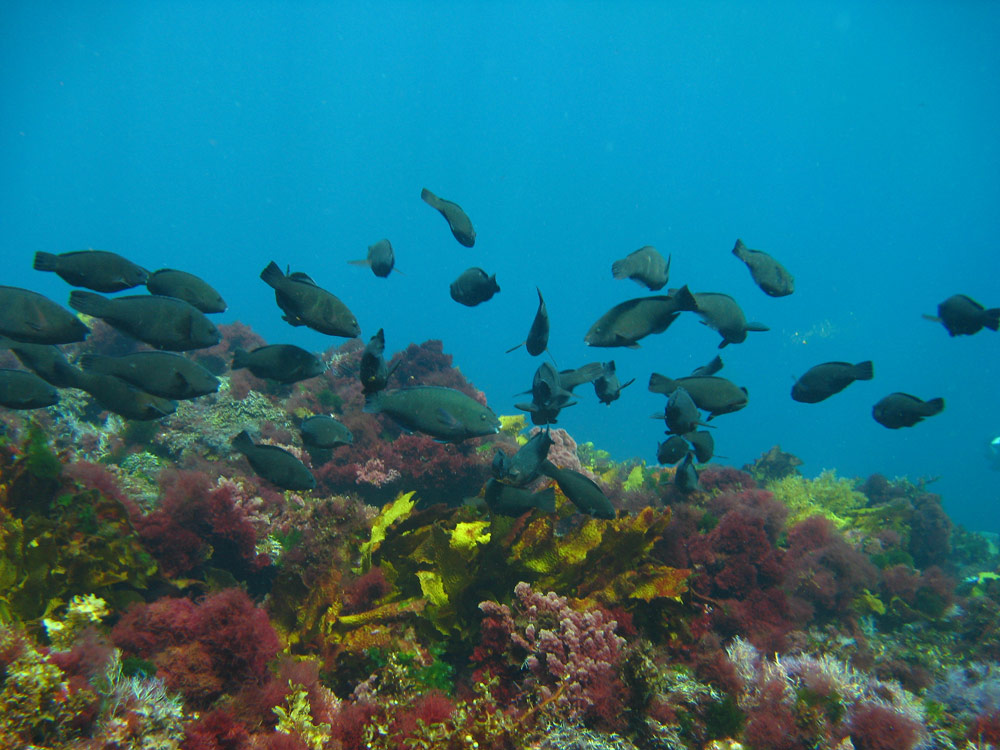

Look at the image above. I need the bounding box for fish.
[348,239,397,278]
[232,430,316,491]
[492,449,510,479]
[691,291,769,347]
[731,239,794,297]
[421,188,476,247]
[656,435,688,465]
[68,292,220,351]
[791,361,874,403]
[359,328,398,395]
[647,373,748,419]
[33,249,148,292]
[450,267,500,306]
[80,352,219,400]
[515,361,577,425]
[872,393,944,429]
[923,294,1000,337]
[0,286,89,345]
[484,479,556,517]
[584,285,698,348]
[364,385,500,442]
[145,268,227,313]
[232,345,325,383]
[260,261,361,338]
[73,371,177,420]
[0,369,59,409]
[557,362,605,393]
[506,288,549,356]
[503,428,553,487]
[0,338,81,388]
[674,452,701,493]
[662,387,706,435]
[300,415,354,449]
[593,361,635,405]
[540,460,615,519]
[611,246,670,291]
[685,430,715,463]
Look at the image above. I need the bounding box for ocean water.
[2,2,998,532]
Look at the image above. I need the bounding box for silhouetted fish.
[923,294,1000,337]
[73,371,177,420]
[260,261,360,338]
[731,239,794,297]
[611,246,670,291]
[648,373,748,419]
[0,369,59,409]
[791,361,874,403]
[33,250,148,292]
[0,286,89,345]
[593,361,635,405]
[0,338,80,388]
[557,362,604,393]
[540,460,615,519]
[484,479,556,517]
[232,431,316,490]
[300,415,354,449]
[348,239,396,278]
[69,292,220,351]
[515,361,577,425]
[584,286,697,348]
[663,387,705,435]
[146,268,227,313]
[685,430,715,463]
[872,393,944,429]
[450,267,500,306]
[503,428,553,486]
[364,386,500,442]
[506,288,549,356]
[81,352,219,400]
[656,435,688,465]
[421,188,476,247]
[674,452,701,493]
[691,291,768,347]
[232,345,325,384]
[360,328,397,396]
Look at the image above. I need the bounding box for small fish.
[73,371,177,420]
[731,239,794,297]
[450,267,500,307]
[540,460,615,519]
[260,261,361,338]
[484,479,556,517]
[692,291,769,347]
[503,428,553,487]
[359,328,398,396]
[421,188,476,247]
[663,387,705,435]
[0,286,89,345]
[656,435,688,465]
[647,373,748,419]
[300,415,354,449]
[674,452,701,493]
[146,268,227,313]
[348,239,397,278]
[364,386,500,442]
[80,351,219,400]
[593,361,635,405]
[506,288,549,356]
[232,345,325,383]
[872,393,944,429]
[232,430,316,490]
[923,294,1000,337]
[69,292,220,351]
[584,286,697,348]
[611,246,670,291]
[0,369,59,409]
[685,430,715,463]
[0,338,81,388]
[792,361,874,403]
[33,249,148,292]
[557,362,604,393]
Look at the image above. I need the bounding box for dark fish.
[923,294,1000,337]
[359,328,397,396]
[540,460,615,519]
[484,479,556,517]
[450,267,499,307]
[69,292,220,351]
[685,430,715,463]
[260,261,361,338]
[348,239,396,278]
[0,286,89,345]
[232,345,325,383]
[872,393,944,429]
[364,386,500,442]
[0,338,81,388]
[146,268,227,313]
[791,361,874,403]
[663,387,704,435]
[232,430,316,491]
[73,371,177,420]
[80,352,219,400]
[300,415,354,449]
[648,373,748,419]
[593,361,635,405]
[690,355,723,378]
[515,361,576,425]
[611,246,670,291]
[506,288,549,356]
[674,452,701,493]
[492,449,509,479]
[557,362,604,393]
[421,187,476,247]
[584,286,698,348]
[0,369,59,409]
[731,239,794,297]
[692,291,768,347]
[33,249,148,293]
[656,435,688,465]
[503,429,553,487]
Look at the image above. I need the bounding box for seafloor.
[1,321,998,750]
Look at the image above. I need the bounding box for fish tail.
[346,258,370,267]
[648,372,677,393]
[983,308,1000,331]
[420,187,439,207]
[924,397,945,416]
[854,361,875,380]
[78,353,108,374]
[673,284,698,312]
[732,239,747,259]
[231,430,254,452]
[536,487,556,513]
[33,251,61,272]
[259,261,285,289]
[68,290,109,317]
[231,348,249,370]
[610,258,630,280]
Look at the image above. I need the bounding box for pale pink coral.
[355,457,402,488]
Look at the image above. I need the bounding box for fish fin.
[392,267,406,275]
[420,187,438,206]
[435,408,461,429]
[924,397,945,416]
[505,341,525,354]
[984,308,1000,331]
[672,284,698,312]
[78,353,104,373]
[231,430,254,452]
[259,261,284,288]
[362,392,383,413]
[619,378,636,391]
[647,373,676,393]
[346,259,371,267]
[746,322,769,332]
[610,258,629,280]
[67,291,109,317]
[731,239,747,259]
[536,487,556,513]
[33,251,60,272]
[854,361,875,380]
[921,313,942,323]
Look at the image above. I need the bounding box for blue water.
[3,3,998,532]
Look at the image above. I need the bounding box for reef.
[0,323,998,749]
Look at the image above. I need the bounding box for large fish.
[69,292,220,351]
[647,373,748,419]
[584,286,697,348]
[611,246,670,291]
[506,288,549,356]
[33,249,148,293]
[146,268,227,313]
[450,267,500,307]
[232,345,325,384]
[691,291,769,347]
[791,361,874,403]
[540,460,615,519]
[0,286,89,345]
[260,261,360,338]
[80,351,219,400]
[73,371,177,420]
[872,393,944,429]
[923,294,1000,337]
[421,188,476,247]
[484,479,556,517]
[364,386,500,442]
[731,239,794,297]
[593,361,634,405]
[0,369,59,409]
[348,239,397,278]
[232,431,316,491]
[0,338,81,388]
